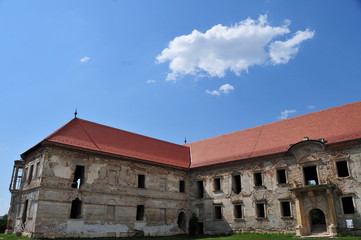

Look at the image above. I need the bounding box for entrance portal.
[309,209,326,234]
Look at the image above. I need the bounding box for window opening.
[22,200,29,224]
[138,174,145,188]
[303,165,318,185]
[336,161,349,177]
[277,169,287,184]
[197,222,204,234]
[256,203,265,218]
[214,178,221,191]
[136,205,144,220]
[72,165,85,189]
[254,172,263,187]
[234,205,242,218]
[179,180,185,192]
[177,212,186,231]
[197,180,204,198]
[70,198,82,219]
[214,206,222,219]
[342,197,355,214]
[281,201,291,217]
[232,175,241,194]
[27,165,34,184]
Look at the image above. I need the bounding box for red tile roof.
[187,101,361,168]
[29,118,191,168]
[22,101,361,169]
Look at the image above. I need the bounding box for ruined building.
[6,101,361,238]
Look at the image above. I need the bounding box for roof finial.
[184,137,187,145]
[74,108,78,118]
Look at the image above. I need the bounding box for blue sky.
[1,0,361,215]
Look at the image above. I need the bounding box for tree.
[0,214,8,233]
[188,212,198,236]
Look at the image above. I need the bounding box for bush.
[0,214,8,233]
[188,212,198,236]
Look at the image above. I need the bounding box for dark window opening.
[27,165,34,184]
[214,178,221,191]
[136,205,144,220]
[336,161,349,177]
[234,205,242,218]
[197,222,204,234]
[281,201,291,217]
[138,174,145,188]
[342,197,355,214]
[256,203,265,218]
[303,166,318,185]
[70,198,82,219]
[277,169,287,184]
[232,175,241,194]
[177,212,186,231]
[22,200,29,224]
[179,180,185,192]
[197,180,204,198]
[254,172,263,187]
[214,206,222,219]
[72,165,85,189]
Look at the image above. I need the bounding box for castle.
[6,101,361,238]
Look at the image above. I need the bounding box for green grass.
[1,233,361,240]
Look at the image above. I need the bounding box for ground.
[1,233,361,240]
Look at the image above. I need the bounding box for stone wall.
[15,145,189,238]
[189,141,361,236]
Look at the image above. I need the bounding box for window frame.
[232,174,242,194]
[179,180,185,193]
[214,205,222,220]
[302,164,319,185]
[196,180,204,199]
[233,204,243,219]
[255,201,267,219]
[253,171,264,188]
[336,160,350,178]
[138,174,145,189]
[341,196,356,215]
[276,168,288,185]
[213,177,222,192]
[279,199,292,218]
[136,205,145,221]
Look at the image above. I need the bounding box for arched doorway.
[177,212,186,231]
[309,209,326,234]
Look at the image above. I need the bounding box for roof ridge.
[187,100,361,145]
[76,118,190,149]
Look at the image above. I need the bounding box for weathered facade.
[6,101,361,237]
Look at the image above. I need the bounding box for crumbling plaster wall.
[189,155,298,235]
[23,146,189,238]
[189,142,361,235]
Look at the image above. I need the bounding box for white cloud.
[269,29,315,64]
[206,83,234,96]
[306,105,316,109]
[147,80,156,84]
[80,56,90,63]
[279,109,297,120]
[157,15,314,81]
